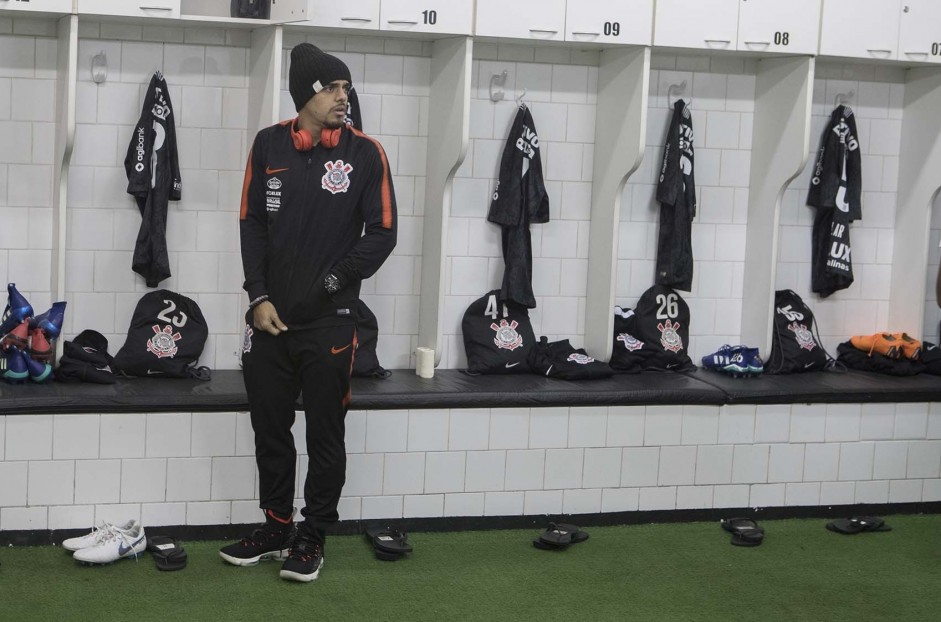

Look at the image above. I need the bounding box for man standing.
[221,43,397,583]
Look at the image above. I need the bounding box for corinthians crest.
[788,321,816,350]
[617,333,644,352]
[657,319,684,353]
[147,324,182,358]
[322,159,353,194]
[491,319,523,351]
[567,353,595,365]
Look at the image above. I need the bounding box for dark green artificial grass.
[2,515,940,621]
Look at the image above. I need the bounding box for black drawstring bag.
[766,289,834,374]
[352,300,390,379]
[113,290,210,380]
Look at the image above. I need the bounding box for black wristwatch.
[324,272,342,294]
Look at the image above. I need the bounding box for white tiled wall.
[616,54,755,364]
[0,21,58,316]
[3,403,940,530]
[776,63,905,353]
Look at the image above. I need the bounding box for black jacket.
[807,105,861,221]
[124,71,182,287]
[655,100,696,292]
[239,122,397,329]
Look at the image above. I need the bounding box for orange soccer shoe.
[891,333,922,360]
[849,333,901,359]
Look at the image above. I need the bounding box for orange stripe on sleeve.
[239,149,253,220]
[351,128,393,229]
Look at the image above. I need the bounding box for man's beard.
[323,116,345,129]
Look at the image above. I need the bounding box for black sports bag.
[765,289,831,374]
[462,290,535,374]
[610,285,694,372]
[113,290,209,379]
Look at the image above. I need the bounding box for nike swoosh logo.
[146,369,162,375]
[331,344,352,354]
[505,362,520,368]
[118,536,144,556]
[266,166,289,174]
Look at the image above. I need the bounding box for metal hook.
[489,70,508,103]
[516,87,527,107]
[91,51,107,84]
[834,89,855,108]
[666,80,688,108]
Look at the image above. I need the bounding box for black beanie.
[289,43,352,112]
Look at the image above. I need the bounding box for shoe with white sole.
[73,521,147,564]
[62,520,139,552]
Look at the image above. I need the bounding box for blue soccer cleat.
[701,345,749,377]
[2,347,29,383]
[0,283,33,338]
[742,347,764,375]
[30,301,67,340]
[25,351,53,383]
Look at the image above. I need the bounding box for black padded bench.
[0,368,940,415]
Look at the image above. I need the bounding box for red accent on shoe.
[1,320,29,352]
[265,509,293,524]
[29,327,53,364]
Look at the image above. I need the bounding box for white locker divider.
[740,56,816,352]
[584,47,651,359]
[890,68,941,333]
[417,36,472,365]
[52,14,78,310]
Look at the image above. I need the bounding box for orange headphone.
[291,121,341,151]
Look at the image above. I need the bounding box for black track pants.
[242,319,356,532]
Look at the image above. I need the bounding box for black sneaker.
[279,530,324,582]
[219,523,295,567]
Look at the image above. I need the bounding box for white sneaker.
[73,521,147,564]
[62,520,138,552]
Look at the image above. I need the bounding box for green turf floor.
[2,515,940,621]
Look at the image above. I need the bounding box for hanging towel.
[655,99,697,292]
[124,71,182,288]
[487,105,550,308]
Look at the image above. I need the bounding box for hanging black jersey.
[766,289,830,374]
[487,105,549,309]
[811,206,853,297]
[610,285,694,372]
[655,99,696,291]
[807,105,861,222]
[124,71,182,288]
[462,290,535,374]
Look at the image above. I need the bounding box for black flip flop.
[535,523,588,550]
[720,517,765,547]
[146,536,187,571]
[365,525,413,558]
[826,516,892,535]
